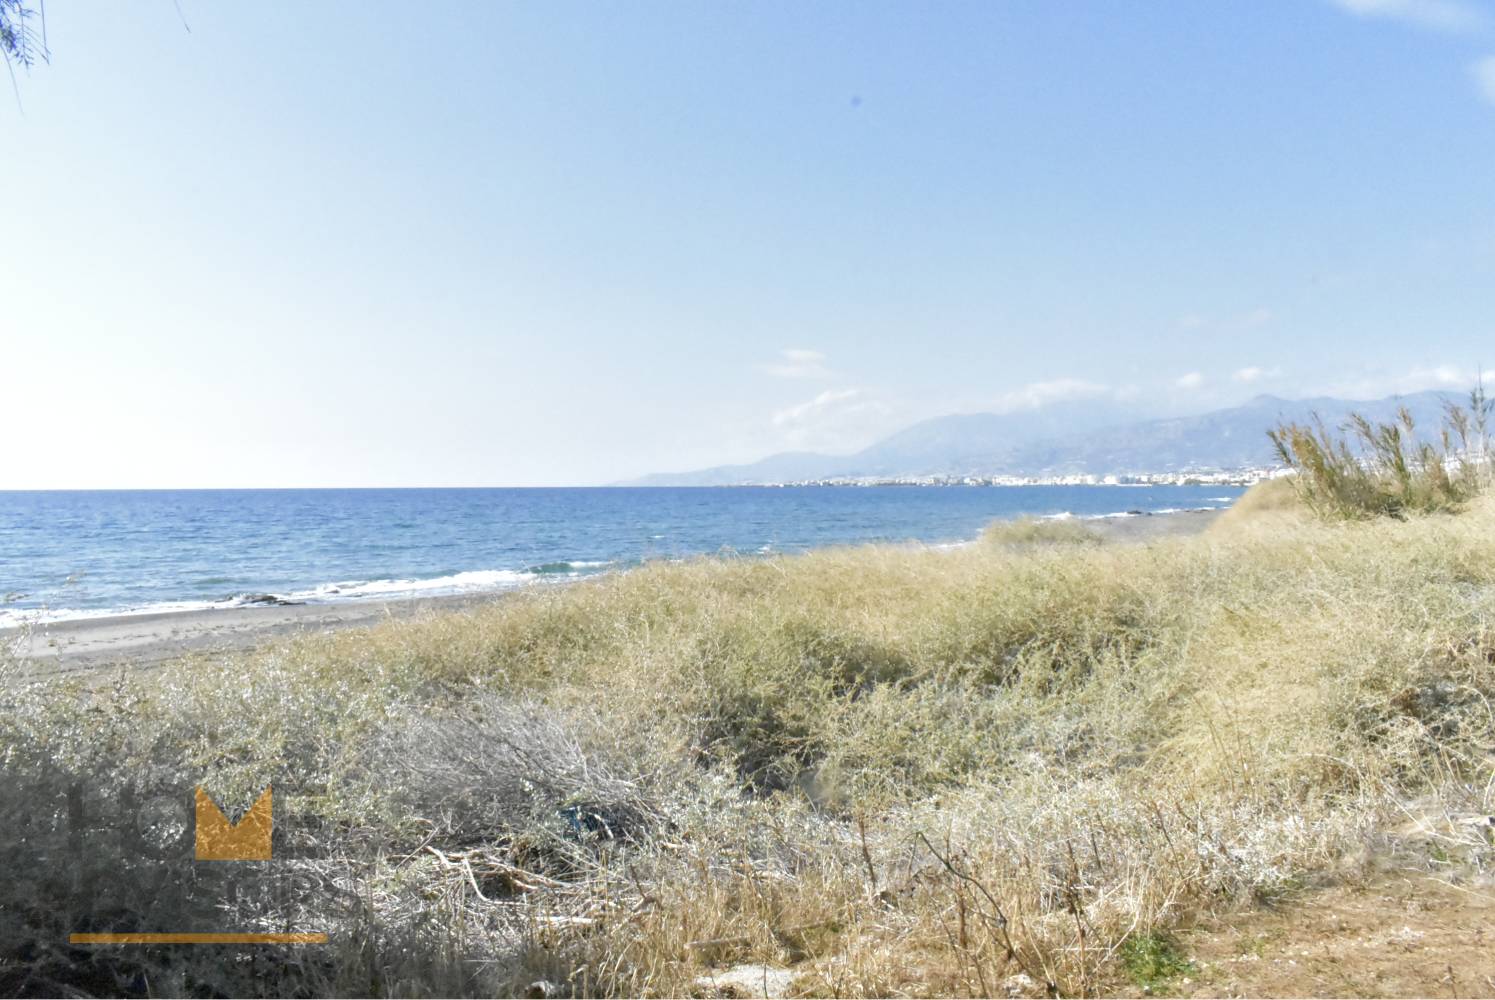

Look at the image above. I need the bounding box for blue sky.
[3,0,1494,486]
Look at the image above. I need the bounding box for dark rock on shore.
[239,594,303,607]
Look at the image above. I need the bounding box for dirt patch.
[1159,874,1495,998]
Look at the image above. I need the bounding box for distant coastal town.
[748,467,1290,488]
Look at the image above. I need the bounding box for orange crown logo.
[195,786,273,861]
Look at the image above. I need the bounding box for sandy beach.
[1,592,508,677]
[2,508,1220,677]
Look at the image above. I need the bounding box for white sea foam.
[0,600,235,629]
[1040,504,1230,523]
[0,567,550,629]
[1045,510,1138,521]
[285,569,533,602]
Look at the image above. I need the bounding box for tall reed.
[1268,384,1493,518]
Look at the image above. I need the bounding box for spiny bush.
[1269,385,1493,519]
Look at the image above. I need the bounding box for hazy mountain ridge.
[624,390,1462,485]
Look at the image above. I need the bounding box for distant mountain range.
[622,390,1464,485]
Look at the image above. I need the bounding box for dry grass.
[1206,475,1301,534]
[1,487,1493,996]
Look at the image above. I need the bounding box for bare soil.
[1164,874,1495,998]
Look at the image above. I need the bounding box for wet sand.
[2,509,1219,677]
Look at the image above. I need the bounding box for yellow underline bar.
[70,932,327,945]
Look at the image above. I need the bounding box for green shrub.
[1120,932,1195,992]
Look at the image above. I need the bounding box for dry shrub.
[1,492,1493,995]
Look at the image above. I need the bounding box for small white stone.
[693,964,795,998]
[1001,972,1039,997]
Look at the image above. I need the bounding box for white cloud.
[989,378,1111,413]
[1327,0,1487,31]
[1232,366,1283,384]
[1175,372,1205,390]
[1313,364,1475,398]
[1411,364,1470,387]
[760,348,833,379]
[771,387,895,451]
[1472,55,1495,103]
[772,387,864,426]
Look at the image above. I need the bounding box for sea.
[0,485,1243,627]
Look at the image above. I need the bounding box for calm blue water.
[0,486,1242,625]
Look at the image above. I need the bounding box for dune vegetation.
[1269,386,1493,519]
[2,472,1494,997]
